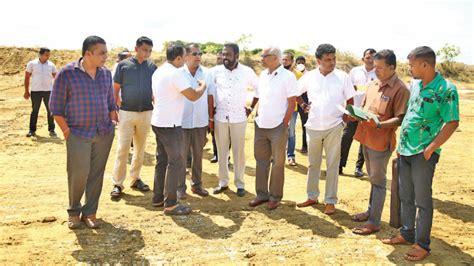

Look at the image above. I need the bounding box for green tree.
[437,43,461,64]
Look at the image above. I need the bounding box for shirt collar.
[184,64,203,76]
[378,73,398,89]
[75,58,102,75]
[422,72,442,90]
[268,64,284,76]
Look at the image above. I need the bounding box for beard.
[223,58,236,69]
[283,64,291,70]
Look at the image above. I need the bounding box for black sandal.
[164,204,192,216]
[131,179,150,192]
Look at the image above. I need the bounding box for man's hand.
[363,118,379,128]
[301,102,311,113]
[283,117,290,128]
[208,119,214,131]
[62,127,70,140]
[23,91,30,100]
[197,80,207,90]
[245,106,253,117]
[423,145,435,161]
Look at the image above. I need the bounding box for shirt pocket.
[378,95,390,115]
[420,90,439,119]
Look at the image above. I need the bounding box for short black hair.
[283,52,294,60]
[185,43,200,53]
[166,43,185,61]
[407,46,436,66]
[315,44,336,59]
[39,47,50,55]
[374,49,397,68]
[136,36,153,47]
[295,56,306,63]
[82,35,106,56]
[363,48,377,57]
[223,43,239,55]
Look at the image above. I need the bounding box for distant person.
[24,47,57,137]
[282,51,303,166]
[351,49,410,235]
[382,46,459,262]
[339,48,377,177]
[110,37,157,199]
[296,44,355,215]
[151,43,207,215]
[210,43,258,197]
[208,51,223,163]
[111,49,132,77]
[295,55,309,153]
[49,36,117,229]
[177,43,214,199]
[248,46,297,210]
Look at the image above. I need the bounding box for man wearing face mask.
[211,43,258,197]
[296,44,355,215]
[351,49,410,235]
[110,37,157,199]
[282,52,303,166]
[340,48,377,177]
[295,55,309,153]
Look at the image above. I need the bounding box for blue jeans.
[287,111,298,159]
[399,152,439,251]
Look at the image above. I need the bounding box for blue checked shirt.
[49,59,116,139]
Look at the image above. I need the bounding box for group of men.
[26,35,459,262]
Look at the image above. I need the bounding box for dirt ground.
[0,71,473,264]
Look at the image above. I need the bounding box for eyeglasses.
[261,54,275,58]
[189,52,203,56]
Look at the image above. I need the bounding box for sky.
[1,0,473,64]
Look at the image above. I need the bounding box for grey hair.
[266,46,282,63]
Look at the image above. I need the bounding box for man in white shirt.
[177,44,215,198]
[211,43,258,197]
[151,44,207,215]
[24,47,57,137]
[248,46,297,210]
[340,48,377,177]
[296,44,356,215]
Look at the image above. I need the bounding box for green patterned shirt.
[398,73,459,156]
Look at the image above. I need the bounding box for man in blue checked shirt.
[50,35,118,230]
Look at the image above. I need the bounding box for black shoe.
[26,131,36,137]
[110,185,122,198]
[236,188,246,197]
[49,130,57,137]
[130,179,150,192]
[339,167,343,175]
[210,156,218,163]
[354,168,364,177]
[300,146,308,154]
[191,186,209,197]
[213,186,228,194]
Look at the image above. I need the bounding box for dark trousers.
[152,126,184,207]
[211,130,218,157]
[399,153,439,251]
[340,121,365,169]
[30,91,55,132]
[297,92,308,149]
[66,133,114,216]
[254,123,287,201]
[178,127,208,191]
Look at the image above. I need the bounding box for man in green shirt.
[382,46,459,262]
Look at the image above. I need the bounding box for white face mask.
[296,63,306,72]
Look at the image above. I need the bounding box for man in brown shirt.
[351,49,410,235]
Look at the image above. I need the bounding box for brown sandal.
[352,224,380,235]
[351,212,369,222]
[404,244,430,261]
[381,235,412,245]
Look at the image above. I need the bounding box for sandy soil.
[0,72,473,264]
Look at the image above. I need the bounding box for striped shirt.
[49,58,116,139]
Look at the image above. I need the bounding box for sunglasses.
[261,54,275,58]
[189,52,203,56]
